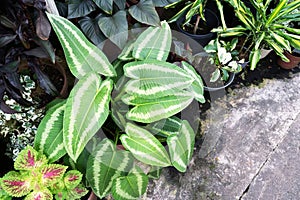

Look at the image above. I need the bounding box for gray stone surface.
[145,73,300,200]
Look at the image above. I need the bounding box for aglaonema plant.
[0,146,88,200]
[26,12,207,199]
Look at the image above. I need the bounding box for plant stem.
[193,15,201,35]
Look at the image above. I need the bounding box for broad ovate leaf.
[40,164,67,186]
[111,166,148,200]
[123,91,194,123]
[120,123,171,167]
[63,73,113,161]
[128,0,160,26]
[146,116,182,137]
[67,184,89,199]
[34,100,67,163]
[25,189,53,200]
[64,170,83,189]
[98,10,128,48]
[124,60,194,98]
[132,21,171,61]
[0,172,31,197]
[167,120,195,172]
[68,0,97,19]
[181,61,205,103]
[86,139,134,198]
[14,146,47,171]
[93,0,113,14]
[46,13,116,79]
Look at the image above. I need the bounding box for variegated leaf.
[120,123,171,167]
[40,164,67,186]
[86,138,134,198]
[14,146,47,171]
[46,13,116,78]
[63,170,82,190]
[132,21,171,61]
[0,172,31,197]
[148,165,162,179]
[146,116,182,137]
[111,166,148,200]
[123,91,194,123]
[124,60,194,98]
[181,61,205,103]
[25,189,53,200]
[63,73,113,161]
[67,184,89,199]
[167,120,195,172]
[34,100,66,163]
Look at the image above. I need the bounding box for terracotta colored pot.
[277,51,300,69]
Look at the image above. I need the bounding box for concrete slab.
[145,73,300,200]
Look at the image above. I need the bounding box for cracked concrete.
[145,72,300,200]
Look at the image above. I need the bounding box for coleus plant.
[28,12,206,199]
[0,146,88,199]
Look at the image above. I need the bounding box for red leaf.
[40,164,67,186]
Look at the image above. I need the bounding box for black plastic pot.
[176,9,219,48]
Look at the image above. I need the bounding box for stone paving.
[145,72,300,200]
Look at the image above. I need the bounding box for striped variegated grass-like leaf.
[63,73,113,161]
[132,21,171,61]
[124,60,194,98]
[123,91,194,123]
[34,100,66,163]
[46,13,116,79]
[181,61,205,103]
[86,138,134,198]
[120,123,171,167]
[111,166,148,200]
[167,120,195,172]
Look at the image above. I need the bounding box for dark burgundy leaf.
[36,10,51,40]
[4,79,32,107]
[0,60,19,73]
[5,72,24,91]
[17,25,30,49]
[33,37,56,63]
[0,101,19,114]
[24,47,50,59]
[34,0,46,10]
[0,34,17,48]
[0,15,17,30]
[28,60,58,96]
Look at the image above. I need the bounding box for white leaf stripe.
[114,178,136,199]
[157,21,171,60]
[48,143,65,162]
[134,27,159,59]
[46,13,116,78]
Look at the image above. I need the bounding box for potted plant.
[277,48,300,69]
[165,0,219,47]
[213,0,300,70]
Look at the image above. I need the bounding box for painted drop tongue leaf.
[63,170,83,190]
[120,123,171,167]
[34,100,67,163]
[0,171,31,197]
[40,164,68,187]
[63,73,113,161]
[86,138,134,198]
[111,166,149,200]
[25,189,53,200]
[46,12,116,79]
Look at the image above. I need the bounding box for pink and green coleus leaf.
[0,171,32,197]
[67,184,88,199]
[63,170,82,190]
[14,146,47,171]
[40,164,67,187]
[24,188,53,200]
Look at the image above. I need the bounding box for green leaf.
[47,13,116,79]
[86,139,134,198]
[249,49,261,70]
[146,116,182,137]
[34,100,67,163]
[181,61,205,103]
[25,189,53,200]
[78,15,106,49]
[123,91,194,123]
[93,0,113,14]
[14,146,47,171]
[64,170,83,189]
[67,184,89,199]
[111,166,148,200]
[132,21,171,61]
[129,0,160,26]
[98,10,128,48]
[0,172,31,197]
[120,123,171,167]
[68,0,97,19]
[210,69,221,82]
[40,164,68,186]
[147,165,162,179]
[124,60,194,98]
[167,120,195,172]
[152,0,178,7]
[63,73,113,161]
